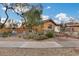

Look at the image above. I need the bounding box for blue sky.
[0,3,79,23]
[42,3,79,18]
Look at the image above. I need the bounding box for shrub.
[18,35,22,38]
[34,35,48,40]
[23,32,48,40]
[38,31,44,35]
[27,33,35,39]
[23,32,36,39]
[2,32,12,37]
[23,30,55,40]
[45,31,54,38]
[23,35,27,39]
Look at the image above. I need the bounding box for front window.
[48,24,52,29]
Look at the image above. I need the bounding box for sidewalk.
[0,41,62,48]
[0,40,78,48]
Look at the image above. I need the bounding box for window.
[48,24,52,29]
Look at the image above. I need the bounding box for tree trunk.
[29,26,33,32]
[0,9,8,28]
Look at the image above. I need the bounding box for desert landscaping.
[0,3,79,56]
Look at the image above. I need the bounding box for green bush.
[34,35,48,40]
[27,34,35,39]
[23,31,55,40]
[18,35,22,38]
[45,31,54,38]
[23,32,36,39]
[2,32,12,37]
[38,32,44,35]
[23,32,48,40]
[23,35,27,39]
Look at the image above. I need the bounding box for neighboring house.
[64,22,79,32]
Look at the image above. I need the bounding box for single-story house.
[41,19,60,32]
[23,19,61,32]
[0,19,61,33]
[64,22,79,32]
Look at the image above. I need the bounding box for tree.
[1,3,43,32]
[23,4,43,32]
[1,3,29,28]
[0,17,2,26]
[7,19,17,29]
[0,4,9,28]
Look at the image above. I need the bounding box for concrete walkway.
[0,41,62,48]
[0,40,79,48]
[57,40,79,47]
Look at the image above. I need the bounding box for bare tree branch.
[0,4,9,28]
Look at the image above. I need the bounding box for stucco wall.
[65,27,79,32]
[42,21,55,31]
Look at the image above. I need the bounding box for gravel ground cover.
[0,48,78,56]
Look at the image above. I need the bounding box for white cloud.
[55,13,68,20]
[53,19,60,24]
[55,13,71,23]
[1,18,6,23]
[2,7,6,11]
[45,6,51,9]
[55,13,79,24]
[41,15,49,20]
[47,6,51,9]
[14,6,30,13]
